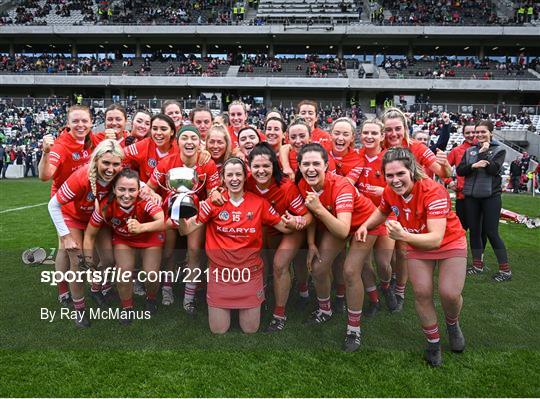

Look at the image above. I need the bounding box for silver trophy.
[162,167,204,222]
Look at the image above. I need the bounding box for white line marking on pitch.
[0,202,48,214]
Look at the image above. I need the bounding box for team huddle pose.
[39,99,512,367]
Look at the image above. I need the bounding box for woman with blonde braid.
[47,140,124,327]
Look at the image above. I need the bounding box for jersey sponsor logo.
[86,192,95,201]
[111,217,121,226]
[216,226,256,234]
[391,205,399,216]
[72,152,81,161]
[247,212,253,220]
[147,158,157,168]
[404,224,427,234]
[218,210,229,221]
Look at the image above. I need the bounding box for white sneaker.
[133,280,146,296]
[162,286,174,306]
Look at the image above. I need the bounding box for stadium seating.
[256,0,359,24]
[383,58,539,80]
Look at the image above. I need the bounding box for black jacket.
[456,140,506,198]
[510,160,522,177]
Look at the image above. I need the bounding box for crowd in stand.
[0,0,95,25]
[163,57,225,77]
[382,56,539,79]
[0,54,114,74]
[2,0,538,26]
[237,54,347,77]
[106,0,238,25]
[379,0,503,25]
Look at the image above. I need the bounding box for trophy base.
[170,193,199,221]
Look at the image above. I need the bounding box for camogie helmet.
[21,247,48,265]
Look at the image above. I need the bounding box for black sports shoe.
[59,294,73,308]
[145,299,158,316]
[390,275,397,291]
[296,295,311,311]
[381,285,398,311]
[303,309,332,325]
[183,301,197,316]
[264,316,286,333]
[492,271,512,282]
[343,331,362,352]
[90,290,105,307]
[467,266,484,275]
[447,323,465,353]
[119,308,134,326]
[424,342,442,367]
[102,289,118,306]
[74,310,90,328]
[392,296,404,313]
[333,296,346,314]
[363,300,381,317]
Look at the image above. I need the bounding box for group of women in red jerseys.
[41,99,476,367]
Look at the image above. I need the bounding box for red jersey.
[379,178,465,251]
[149,154,220,201]
[407,139,437,174]
[447,141,473,200]
[227,125,241,149]
[328,148,362,178]
[90,197,164,246]
[312,127,331,145]
[124,137,179,183]
[48,129,92,197]
[348,148,387,206]
[197,191,282,270]
[245,176,307,216]
[55,165,112,224]
[91,130,129,148]
[298,172,375,235]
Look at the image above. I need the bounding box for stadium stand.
[256,0,360,25]
[383,56,539,80]
[374,0,538,25]
[0,0,254,25]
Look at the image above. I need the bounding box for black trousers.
[465,195,508,265]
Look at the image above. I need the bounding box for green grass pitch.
[1,178,539,397]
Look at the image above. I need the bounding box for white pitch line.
[0,202,48,214]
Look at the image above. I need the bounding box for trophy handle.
[190,173,207,196]
[155,171,171,193]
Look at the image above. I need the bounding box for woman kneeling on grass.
[177,157,293,334]
[357,147,467,367]
[83,168,165,325]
